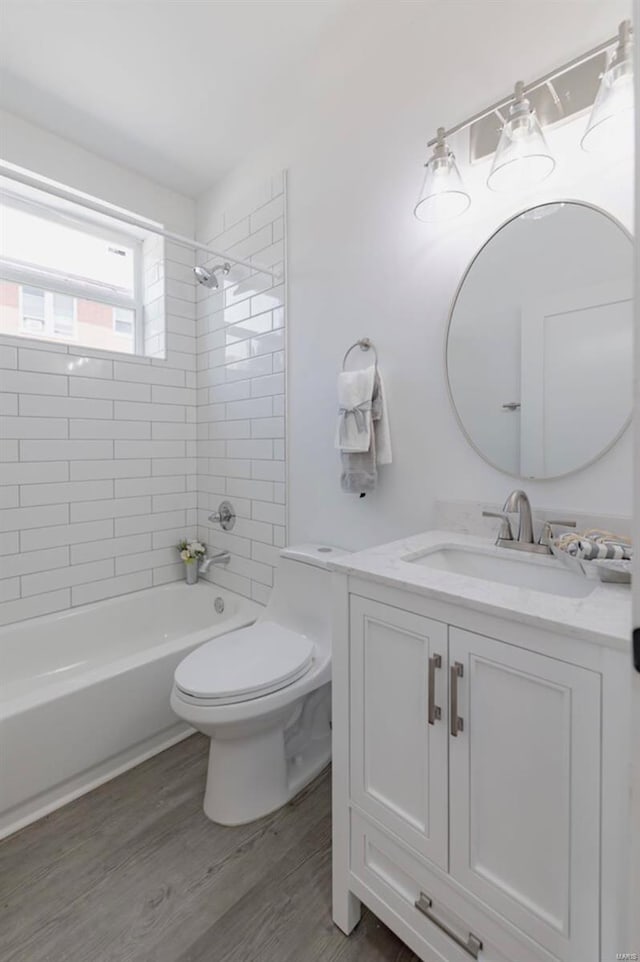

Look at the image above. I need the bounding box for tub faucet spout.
[199,550,231,573]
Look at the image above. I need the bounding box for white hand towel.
[373,370,392,465]
[336,365,376,453]
[338,363,392,495]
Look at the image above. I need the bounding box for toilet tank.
[260,544,348,651]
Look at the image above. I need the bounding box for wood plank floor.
[0,734,419,962]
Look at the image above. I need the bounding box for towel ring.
[342,338,378,370]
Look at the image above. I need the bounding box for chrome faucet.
[503,489,534,544]
[199,549,231,573]
[207,500,236,531]
[483,490,575,555]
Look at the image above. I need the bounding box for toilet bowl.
[170,543,345,825]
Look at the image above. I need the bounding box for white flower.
[180,549,190,561]
[191,541,205,554]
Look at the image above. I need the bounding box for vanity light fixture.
[487,82,555,192]
[414,128,471,223]
[414,20,632,223]
[581,20,634,153]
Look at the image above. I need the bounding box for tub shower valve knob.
[208,500,236,531]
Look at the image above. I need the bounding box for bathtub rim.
[0,581,263,717]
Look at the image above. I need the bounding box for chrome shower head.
[193,262,231,289]
[193,265,216,288]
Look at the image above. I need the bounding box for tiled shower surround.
[0,179,286,625]
[195,173,287,606]
[0,241,197,626]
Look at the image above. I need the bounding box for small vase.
[185,561,198,585]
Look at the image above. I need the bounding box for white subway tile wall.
[0,241,198,626]
[0,176,286,626]
[196,173,287,605]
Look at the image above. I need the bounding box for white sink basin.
[406,544,595,599]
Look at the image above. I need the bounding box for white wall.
[0,109,194,233]
[0,119,197,625]
[197,0,633,551]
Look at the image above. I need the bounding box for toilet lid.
[174,621,315,703]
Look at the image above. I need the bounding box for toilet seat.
[173,621,315,706]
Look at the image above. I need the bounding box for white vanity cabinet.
[332,575,628,962]
[349,597,448,869]
[447,627,600,961]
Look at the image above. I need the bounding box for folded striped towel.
[554,529,632,561]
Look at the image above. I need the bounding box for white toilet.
[170,544,345,825]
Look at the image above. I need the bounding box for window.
[0,195,143,354]
[113,306,135,337]
[20,288,76,339]
[21,286,45,334]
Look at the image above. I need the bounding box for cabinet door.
[448,627,601,962]
[349,596,448,869]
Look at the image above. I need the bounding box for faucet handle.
[207,500,236,531]
[539,519,577,546]
[482,510,514,543]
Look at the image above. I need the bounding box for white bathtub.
[0,581,261,839]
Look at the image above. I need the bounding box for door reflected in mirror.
[446,202,633,479]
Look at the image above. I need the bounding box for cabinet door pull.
[415,892,482,959]
[450,661,464,736]
[428,653,442,724]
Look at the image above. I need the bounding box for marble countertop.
[328,530,631,651]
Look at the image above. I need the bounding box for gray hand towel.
[341,439,378,494]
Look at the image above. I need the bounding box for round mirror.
[446,202,633,479]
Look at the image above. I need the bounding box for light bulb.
[487,82,555,192]
[582,21,634,154]
[414,128,471,223]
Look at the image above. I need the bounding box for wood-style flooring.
[0,734,419,962]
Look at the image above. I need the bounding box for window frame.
[0,193,144,353]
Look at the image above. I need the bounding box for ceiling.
[0,0,361,197]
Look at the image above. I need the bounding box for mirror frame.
[445,200,633,481]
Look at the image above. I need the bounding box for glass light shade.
[581,28,634,153]
[487,86,555,192]
[414,138,471,223]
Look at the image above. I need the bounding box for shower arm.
[0,161,279,280]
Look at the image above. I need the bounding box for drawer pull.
[415,892,483,959]
[428,653,442,724]
[450,661,464,737]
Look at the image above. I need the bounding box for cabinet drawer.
[350,808,557,962]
